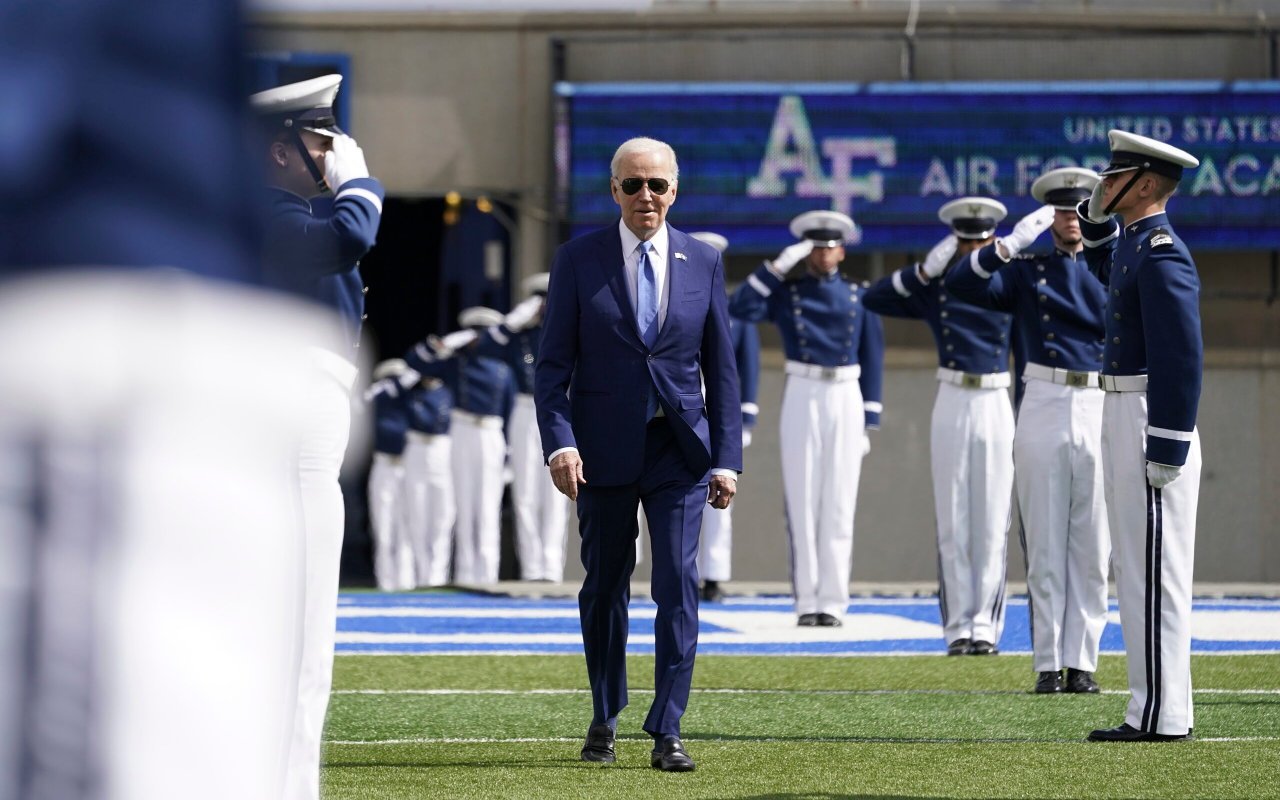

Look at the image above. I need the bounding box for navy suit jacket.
[535,222,743,488]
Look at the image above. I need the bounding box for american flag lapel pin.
[674,252,687,261]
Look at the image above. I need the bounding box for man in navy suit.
[535,137,743,772]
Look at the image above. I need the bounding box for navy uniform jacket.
[485,323,541,396]
[864,260,1013,379]
[261,178,384,355]
[946,245,1106,406]
[730,319,762,429]
[407,379,454,437]
[371,384,411,455]
[730,265,885,429]
[1079,211,1203,467]
[405,338,516,425]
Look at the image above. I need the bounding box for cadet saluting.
[730,211,884,627]
[945,169,1110,694]
[1077,130,1203,743]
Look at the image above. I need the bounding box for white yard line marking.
[333,687,1280,697]
[327,735,1280,746]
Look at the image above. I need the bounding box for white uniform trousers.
[0,272,328,800]
[931,380,1015,645]
[699,433,750,583]
[403,431,455,587]
[510,394,569,582]
[367,452,415,591]
[780,374,866,619]
[451,412,507,585]
[284,364,353,800]
[1014,377,1110,673]
[1103,391,1200,736]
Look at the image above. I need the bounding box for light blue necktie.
[636,241,660,419]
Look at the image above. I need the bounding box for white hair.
[610,137,679,181]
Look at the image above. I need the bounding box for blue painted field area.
[334,593,1280,656]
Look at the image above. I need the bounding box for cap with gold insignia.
[458,306,505,329]
[689,232,729,253]
[789,210,860,248]
[249,74,345,138]
[372,358,408,380]
[521,272,551,297]
[1099,130,1199,181]
[938,197,1007,240]
[1032,167,1100,210]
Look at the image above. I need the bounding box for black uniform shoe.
[946,638,972,656]
[1087,723,1193,742]
[1035,671,1064,693]
[650,735,696,771]
[700,580,724,603]
[798,613,820,627]
[581,724,616,762]
[1065,668,1100,694]
[816,613,843,627]
[969,640,998,655]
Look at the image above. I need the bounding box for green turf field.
[322,654,1280,799]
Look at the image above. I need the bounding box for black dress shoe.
[1087,722,1193,742]
[1035,670,1063,693]
[816,613,843,627]
[797,613,820,627]
[650,735,695,772]
[581,724,616,763]
[700,580,724,603]
[969,640,998,655]
[946,638,972,656]
[1065,668,1100,694]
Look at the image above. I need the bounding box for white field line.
[327,734,1280,745]
[333,687,1280,697]
[335,648,1280,657]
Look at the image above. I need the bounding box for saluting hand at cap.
[769,240,814,277]
[324,134,370,192]
[919,234,959,280]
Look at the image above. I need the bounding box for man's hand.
[1078,179,1111,225]
[323,134,371,192]
[1146,461,1182,489]
[707,474,737,510]
[549,450,587,501]
[919,234,958,280]
[769,240,814,276]
[997,204,1055,260]
[504,296,543,332]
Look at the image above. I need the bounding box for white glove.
[504,296,543,332]
[770,240,814,276]
[860,434,871,457]
[1078,179,1111,225]
[1146,461,1182,489]
[396,367,422,389]
[998,204,1055,260]
[323,134,370,192]
[920,235,958,279]
[362,378,398,402]
[741,428,753,449]
[428,329,478,359]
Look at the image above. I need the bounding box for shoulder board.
[1149,229,1174,248]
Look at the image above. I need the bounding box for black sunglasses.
[615,177,672,196]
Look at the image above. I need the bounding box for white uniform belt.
[407,429,446,443]
[936,367,1010,389]
[785,361,861,382]
[453,409,504,429]
[308,346,358,392]
[515,392,535,404]
[1100,374,1148,392]
[1024,362,1101,389]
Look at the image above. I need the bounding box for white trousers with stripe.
[510,395,569,582]
[931,381,1014,645]
[1014,378,1111,673]
[367,452,416,591]
[450,414,507,585]
[1103,391,1200,735]
[403,431,455,587]
[780,374,866,619]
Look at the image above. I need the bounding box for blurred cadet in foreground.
[0,1,343,798]
[251,72,385,800]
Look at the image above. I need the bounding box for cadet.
[945,169,1109,693]
[406,308,517,585]
[864,198,1014,656]
[692,232,761,603]
[1077,131,1202,743]
[401,364,457,588]
[730,211,884,627]
[252,73,384,800]
[366,359,416,591]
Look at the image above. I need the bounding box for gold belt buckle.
[1066,371,1089,388]
[961,374,982,389]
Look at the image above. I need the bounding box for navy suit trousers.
[576,416,708,737]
